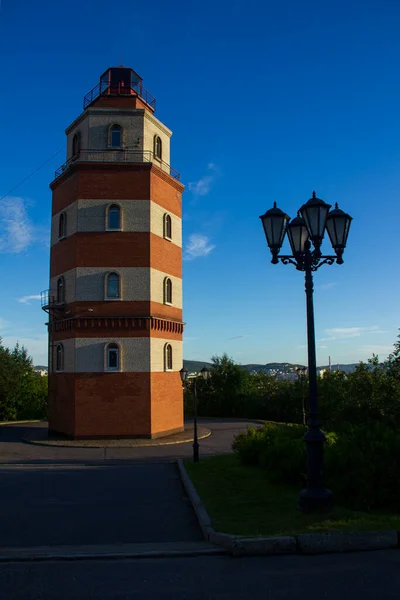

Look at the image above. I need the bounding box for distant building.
[34,369,48,377]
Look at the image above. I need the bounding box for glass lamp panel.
[302,205,329,239]
[326,206,352,249]
[260,205,289,249]
[201,367,210,381]
[300,193,331,241]
[287,217,309,255]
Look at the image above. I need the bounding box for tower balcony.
[53,150,180,182]
[83,66,156,111]
[41,290,66,313]
[84,78,156,111]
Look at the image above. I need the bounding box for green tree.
[0,338,48,421]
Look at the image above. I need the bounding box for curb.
[0,420,42,426]
[177,460,399,557]
[22,429,212,449]
[0,541,226,563]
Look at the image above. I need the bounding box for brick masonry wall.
[75,372,152,437]
[60,300,183,321]
[48,135,184,438]
[143,111,171,166]
[150,371,184,435]
[50,233,181,277]
[48,374,76,436]
[52,199,182,246]
[51,164,183,214]
[51,336,182,373]
[50,267,182,306]
[50,371,183,438]
[52,324,183,342]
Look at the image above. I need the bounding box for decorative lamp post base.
[193,443,199,463]
[297,427,333,512]
[297,487,333,512]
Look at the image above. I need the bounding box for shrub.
[233,421,400,512]
[325,422,400,511]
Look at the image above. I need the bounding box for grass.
[185,454,400,537]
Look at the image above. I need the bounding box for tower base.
[48,372,184,439]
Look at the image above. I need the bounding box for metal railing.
[41,290,66,310]
[83,82,156,110]
[54,150,180,181]
[41,290,53,309]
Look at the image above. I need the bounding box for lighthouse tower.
[43,67,184,438]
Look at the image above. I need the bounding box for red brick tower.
[42,67,184,438]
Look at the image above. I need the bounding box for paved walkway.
[0,419,258,464]
[0,463,203,547]
[0,419,257,549]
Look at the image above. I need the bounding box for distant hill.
[184,360,361,374]
[183,360,213,372]
[36,361,361,374]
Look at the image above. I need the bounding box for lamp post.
[296,366,307,426]
[260,191,352,512]
[180,366,211,462]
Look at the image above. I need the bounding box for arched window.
[109,124,122,147]
[72,132,81,156]
[164,277,172,304]
[106,343,120,371]
[56,344,64,371]
[163,214,172,240]
[107,204,121,230]
[154,135,162,159]
[58,212,66,239]
[106,272,120,299]
[164,344,173,371]
[57,277,65,303]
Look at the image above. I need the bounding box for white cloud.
[319,282,337,291]
[184,233,215,260]
[0,318,9,331]
[17,294,42,305]
[320,326,381,341]
[358,344,394,357]
[188,163,220,199]
[0,197,34,253]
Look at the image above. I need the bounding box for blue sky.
[0,0,399,366]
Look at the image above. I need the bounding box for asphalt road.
[1,550,400,599]
[0,463,202,547]
[0,420,258,464]
[0,420,256,549]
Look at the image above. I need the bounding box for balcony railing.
[41,290,53,309]
[54,150,180,181]
[84,82,156,110]
[41,290,66,311]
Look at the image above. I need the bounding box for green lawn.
[185,454,400,537]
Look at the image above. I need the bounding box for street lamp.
[296,366,307,426]
[180,366,211,462]
[260,191,352,512]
